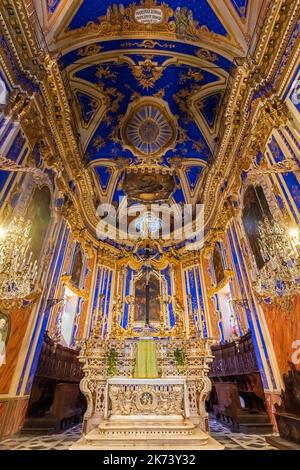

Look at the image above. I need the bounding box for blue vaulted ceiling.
[46,0,62,15]
[51,0,251,204]
[198,93,223,129]
[60,40,233,73]
[231,0,249,19]
[94,166,113,192]
[75,91,98,126]
[185,166,203,191]
[73,56,219,163]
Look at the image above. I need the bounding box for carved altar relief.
[108,383,183,416]
[105,377,189,418]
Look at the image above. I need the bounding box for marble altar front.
[104,377,190,418]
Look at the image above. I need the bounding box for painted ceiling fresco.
[45,0,254,207]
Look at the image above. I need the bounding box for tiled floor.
[209,420,276,450]
[0,419,276,451]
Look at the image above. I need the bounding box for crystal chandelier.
[253,217,300,299]
[135,212,162,238]
[0,216,38,299]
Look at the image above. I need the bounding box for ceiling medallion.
[121,98,177,159]
[139,118,160,143]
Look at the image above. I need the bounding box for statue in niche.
[71,244,83,288]
[134,274,160,323]
[212,244,225,285]
[26,186,51,261]
[242,185,272,270]
[0,313,10,367]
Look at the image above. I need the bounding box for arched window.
[242,185,272,270]
[26,186,51,261]
[60,287,78,347]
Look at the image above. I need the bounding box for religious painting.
[71,244,83,288]
[0,313,10,367]
[26,186,51,261]
[122,170,175,203]
[134,274,160,323]
[242,185,272,270]
[212,244,225,285]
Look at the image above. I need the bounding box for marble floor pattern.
[0,419,277,451]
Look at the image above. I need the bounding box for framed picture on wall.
[212,244,225,286]
[0,313,10,367]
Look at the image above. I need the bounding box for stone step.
[236,413,271,425]
[70,427,224,450]
[238,423,274,435]
[99,418,195,432]
[88,430,208,443]
[266,435,300,450]
[21,427,56,435]
[96,419,205,442]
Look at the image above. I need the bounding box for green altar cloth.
[134,340,158,378]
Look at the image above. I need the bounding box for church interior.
[0,0,300,452]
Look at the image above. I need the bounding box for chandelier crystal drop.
[253,217,300,299]
[0,216,38,300]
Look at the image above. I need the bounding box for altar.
[70,326,224,449]
[72,376,222,449]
